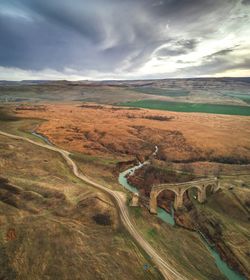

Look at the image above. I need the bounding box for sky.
[0,0,250,80]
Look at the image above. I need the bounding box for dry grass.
[0,135,163,280]
[16,103,250,164]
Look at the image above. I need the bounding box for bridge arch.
[150,188,179,214]
[149,178,218,214]
[206,183,216,196]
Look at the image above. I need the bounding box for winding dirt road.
[0,130,186,280]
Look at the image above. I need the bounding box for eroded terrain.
[15,103,250,164]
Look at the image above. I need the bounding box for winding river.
[29,133,245,280]
[118,154,245,280]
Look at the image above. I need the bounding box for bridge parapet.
[152,177,218,193]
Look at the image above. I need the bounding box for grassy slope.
[194,188,250,276]
[128,207,226,280]
[120,100,250,116]
[0,106,45,140]
[0,133,163,280]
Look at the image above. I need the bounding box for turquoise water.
[118,164,245,280]
[118,165,140,194]
[157,207,175,226]
[206,242,245,280]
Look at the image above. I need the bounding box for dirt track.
[0,130,186,280]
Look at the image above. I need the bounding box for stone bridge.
[150,177,219,214]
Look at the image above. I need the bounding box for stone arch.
[206,182,219,197]
[150,187,180,214]
[182,184,206,205]
[183,186,199,206]
[205,182,217,197]
[156,189,176,211]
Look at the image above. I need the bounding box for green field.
[120,100,250,116]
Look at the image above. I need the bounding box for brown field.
[15,103,250,164]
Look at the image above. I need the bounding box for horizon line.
[1,76,250,83]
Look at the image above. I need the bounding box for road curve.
[0,130,186,280]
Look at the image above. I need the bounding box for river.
[31,131,53,145]
[118,154,245,280]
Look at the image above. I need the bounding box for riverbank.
[118,159,248,279]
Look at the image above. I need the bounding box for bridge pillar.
[174,193,183,210]
[214,178,220,192]
[149,192,158,214]
[197,187,206,203]
[130,193,139,207]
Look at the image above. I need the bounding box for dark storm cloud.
[0,0,171,72]
[20,0,105,43]
[0,0,249,79]
[0,12,95,71]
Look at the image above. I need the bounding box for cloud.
[0,0,249,79]
[242,0,250,5]
[20,0,106,43]
[175,45,250,77]
[204,46,239,60]
[156,39,198,57]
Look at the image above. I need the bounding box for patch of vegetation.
[143,115,174,121]
[92,213,112,226]
[210,156,250,165]
[126,114,174,121]
[172,156,250,165]
[120,100,250,116]
[147,228,158,238]
[79,104,104,109]
[130,207,142,218]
